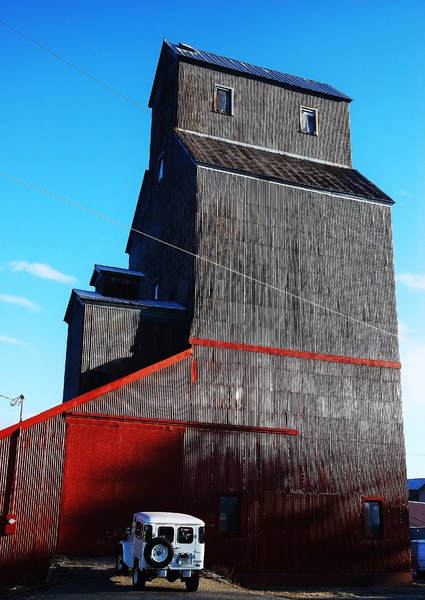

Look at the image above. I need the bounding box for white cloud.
[0,293,40,311]
[9,261,77,284]
[0,333,24,345]
[396,273,425,290]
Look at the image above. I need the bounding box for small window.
[157,153,164,182]
[143,524,152,541]
[364,498,384,537]
[219,495,240,534]
[198,526,205,544]
[300,107,317,135]
[135,520,143,539]
[153,279,159,300]
[214,85,233,115]
[177,527,194,544]
[158,526,174,542]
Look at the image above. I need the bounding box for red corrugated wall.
[58,416,184,555]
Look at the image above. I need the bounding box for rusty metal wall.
[0,416,66,582]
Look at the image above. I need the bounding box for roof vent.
[178,42,196,52]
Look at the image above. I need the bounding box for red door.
[58,416,184,555]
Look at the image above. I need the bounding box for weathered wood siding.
[74,302,187,398]
[148,47,179,172]
[191,167,399,362]
[128,133,197,312]
[62,300,84,401]
[177,62,352,166]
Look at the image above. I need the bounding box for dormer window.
[214,85,233,115]
[300,107,318,135]
[157,153,165,182]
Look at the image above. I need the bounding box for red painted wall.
[58,416,184,555]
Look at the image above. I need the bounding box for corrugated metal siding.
[177,62,352,166]
[167,42,351,101]
[181,426,409,576]
[192,168,399,362]
[0,416,66,581]
[58,418,184,555]
[77,352,193,420]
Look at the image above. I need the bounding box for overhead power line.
[0,169,399,340]
[0,18,150,113]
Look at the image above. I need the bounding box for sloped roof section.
[64,289,186,323]
[177,130,393,204]
[166,41,352,101]
[408,478,425,491]
[409,502,425,527]
[90,264,145,287]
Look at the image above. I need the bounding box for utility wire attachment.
[0,393,25,422]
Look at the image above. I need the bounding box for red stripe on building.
[65,412,299,436]
[189,338,401,369]
[191,359,198,383]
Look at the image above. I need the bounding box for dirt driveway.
[2,558,425,600]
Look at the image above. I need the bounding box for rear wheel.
[185,573,199,592]
[132,560,145,590]
[116,546,129,575]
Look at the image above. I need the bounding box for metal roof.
[408,501,425,527]
[64,289,186,323]
[408,478,425,491]
[166,41,352,101]
[90,264,145,287]
[177,130,393,204]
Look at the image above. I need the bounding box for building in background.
[0,41,411,585]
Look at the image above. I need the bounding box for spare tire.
[143,536,174,568]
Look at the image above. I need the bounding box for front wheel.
[185,573,199,592]
[132,560,145,590]
[116,546,129,575]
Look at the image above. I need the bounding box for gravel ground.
[1,557,425,600]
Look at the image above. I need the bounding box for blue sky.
[0,1,424,477]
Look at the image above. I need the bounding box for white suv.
[116,511,205,592]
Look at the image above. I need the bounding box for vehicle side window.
[143,524,153,541]
[135,520,143,539]
[198,526,205,544]
[158,526,174,542]
[177,527,194,544]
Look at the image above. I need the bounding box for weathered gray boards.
[123,42,409,582]
[0,41,409,586]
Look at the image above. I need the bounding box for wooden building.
[0,41,410,585]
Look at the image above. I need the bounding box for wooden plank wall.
[177,62,352,167]
[192,168,399,362]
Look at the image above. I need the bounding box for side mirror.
[125,527,131,536]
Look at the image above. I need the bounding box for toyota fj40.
[116,511,205,592]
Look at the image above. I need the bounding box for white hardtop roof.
[134,511,204,526]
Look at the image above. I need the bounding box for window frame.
[177,526,194,544]
[157,152,165,182]
[300,106,318,136]
[153,279,159,300]
[219,494,241,535]
[362,496,384,539]
[213,84,234,116]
